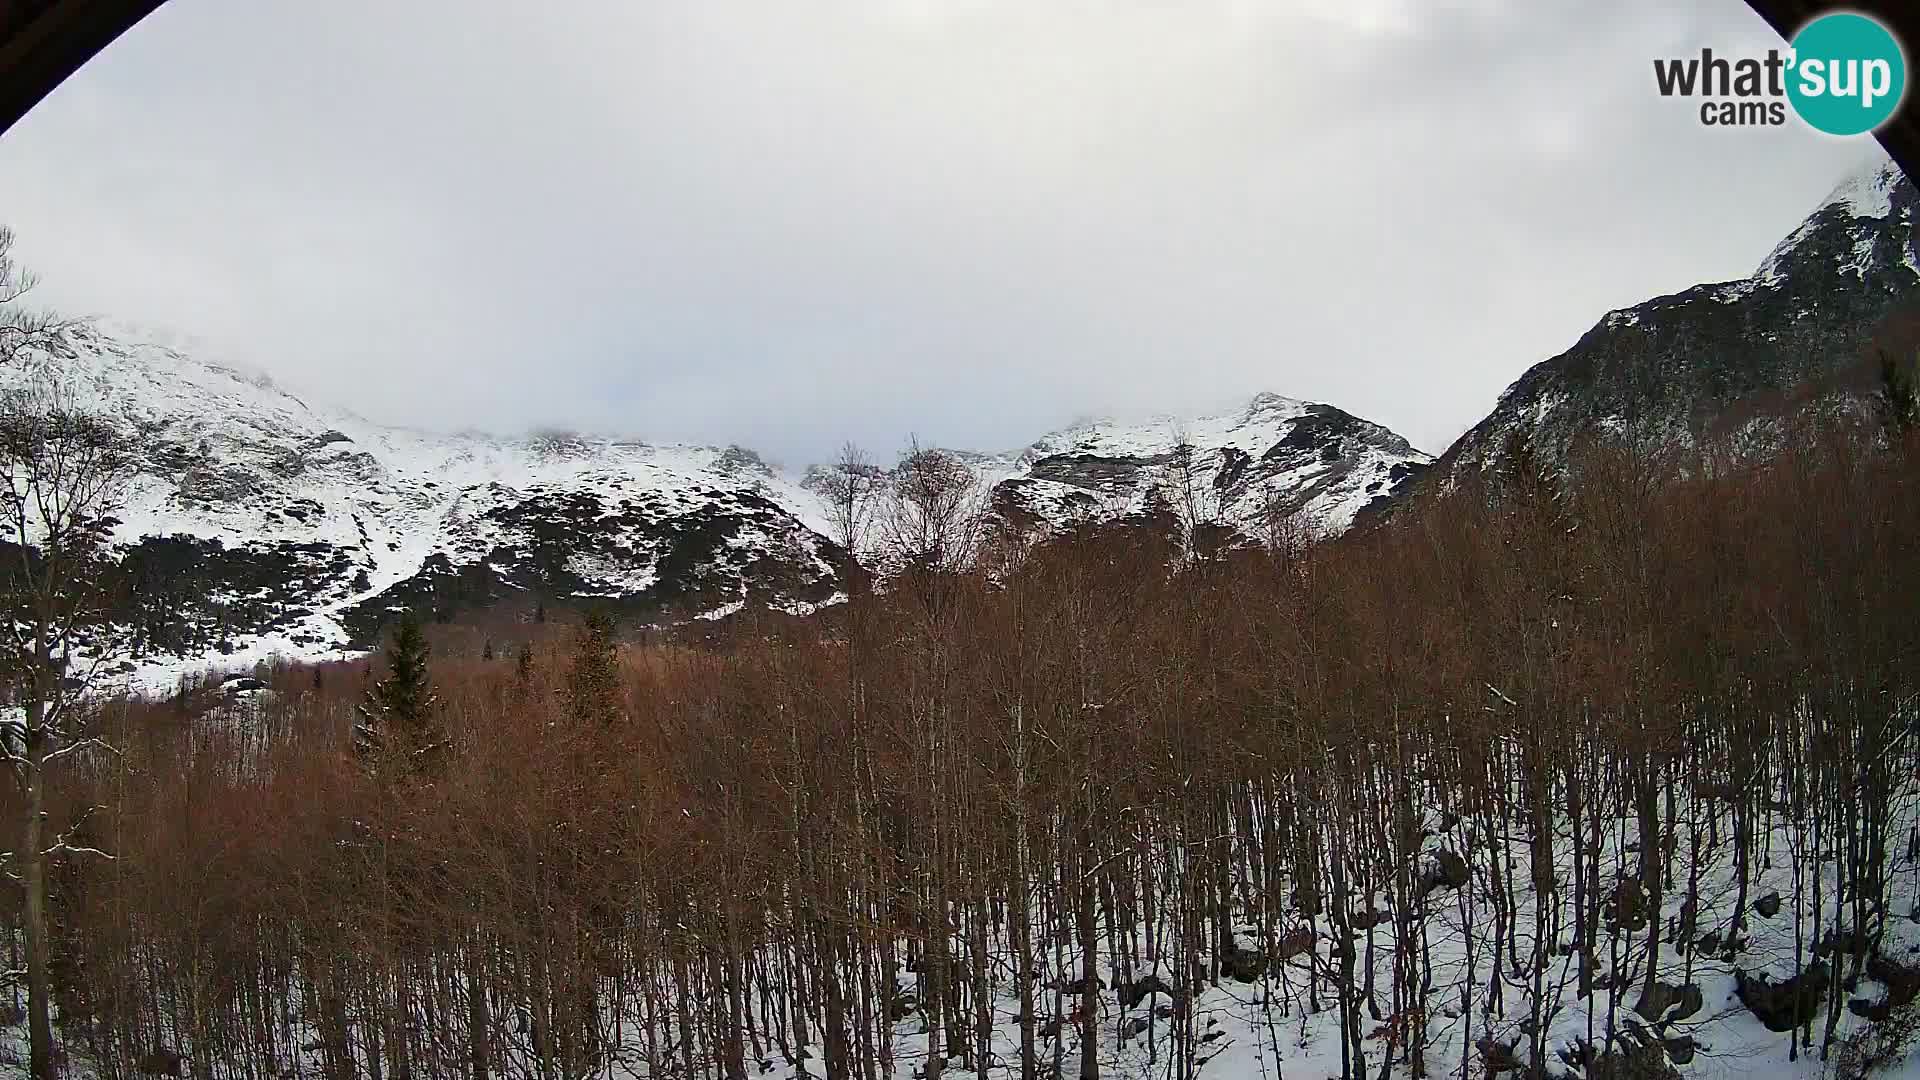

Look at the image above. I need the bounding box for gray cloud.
[0,0,1882,465]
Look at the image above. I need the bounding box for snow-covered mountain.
[1428,151,1920,484]
[3,329,1429,682]
[16,330,847,681]
[28,154,1917,683]
[977,392,1428,539]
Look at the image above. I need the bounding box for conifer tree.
[1879,346,1918,435]
[566,609,622,728]
[354,611,444,777]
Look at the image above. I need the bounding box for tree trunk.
[1076,825,1100,1080]
[468,934,489,1080]
[24,704,53,1080]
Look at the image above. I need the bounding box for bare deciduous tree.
[882,438,981,582]
[0,229,79,374]
[819,442,883,580]
[1159,427,1218,563]
[0,373,133,1080]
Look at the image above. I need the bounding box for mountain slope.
[2,332,1428,684]
[1432,152,1920,482]
[25,331,847,678]
[975,392,1429,541]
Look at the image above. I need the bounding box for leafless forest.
[7,425,1920,1080]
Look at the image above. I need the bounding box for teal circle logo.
[1787,13,1907,136]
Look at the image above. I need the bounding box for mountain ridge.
[1425,151,1919,488]
[2,329,1432,687]
[17,152,1915,686]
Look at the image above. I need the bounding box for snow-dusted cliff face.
[3,330,1428,682]
[979,392,1429,539]
[13,331,847,679]
[1430,152,1920,485]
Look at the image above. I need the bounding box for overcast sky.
[0,0,1886,465]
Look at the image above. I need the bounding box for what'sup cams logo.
[1654,10,1907,134]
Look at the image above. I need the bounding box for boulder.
[1475,1037,1525,1075]
[1219,944,1267,984]
[1849,995,1890,1021]
[1634,981,1704,1024]
[1116,974,1172,1010]
[1350,908,1392,930]
[1733,965,1830,1032]
[1276,927,1316,960]
[137,1050,183,1077]
[1586,1038,1681,1080]
[1419,850,1471,897]
[1814,925,1869,960]
[1868,950,1920,1009]
[1062,973,1104,996]
[1606,878,1649,933]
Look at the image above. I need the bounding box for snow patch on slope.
[1756,151,1909,286]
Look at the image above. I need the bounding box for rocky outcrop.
[1734,965,1832,1032]
[1418,153,1920,496]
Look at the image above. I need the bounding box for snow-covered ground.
[7,768,1909,1080]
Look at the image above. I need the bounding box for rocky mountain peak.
[1427,151,1919,487]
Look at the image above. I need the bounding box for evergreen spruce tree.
[515,641,535,685]
[354,610,444,778]
[482,638,495,661]
[566,609,622,728]
[1498,426,1560,507]
[1879,346,1918,436]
